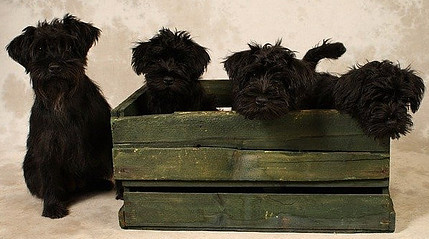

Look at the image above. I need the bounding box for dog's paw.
[115,181,124,200]
[90,179,114,192]
[115,191,124,200]
[329,42,346,58]
[97,179,115,191]
[42,203,69,219]
[319,41,346,59]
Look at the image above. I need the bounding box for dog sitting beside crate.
[6,14,114,219]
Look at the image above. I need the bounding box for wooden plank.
[121,192,395,232]
[111,79,232,117]
[112,110,389,152]
[119,205,126,228]
[114,147,389,182]
[120,179,390,188]
[111,85,148,117]
[200,79,232,107]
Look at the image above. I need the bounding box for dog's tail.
[303,39,346,69]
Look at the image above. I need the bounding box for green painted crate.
[111,79,395,232]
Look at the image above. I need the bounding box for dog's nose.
[48,63,61,74]
[386,116,397,127]
[163,77,174,86]
[255,96,268,106]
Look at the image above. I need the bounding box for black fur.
[6,14,113,219]
[303,39,346,70]
[301,40,346,109]
[224,40,346,120]
[132,28,215,114]
[334,60,425,139]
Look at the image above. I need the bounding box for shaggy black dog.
[224,40,346,120]
[334,60,425,139]
[6,14,113,218]
[132,28,215,114]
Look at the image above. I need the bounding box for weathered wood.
[111,79,395,232]
[121,192,395,232]
[111,79,232,117]
[114,147,389,182]
[111,85,148,117]
[120,179,390,188]
[112,110,389,152]
[200,79,232,107]
[119,205,126,228]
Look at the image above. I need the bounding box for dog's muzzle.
[163,76,174,86]
[255,96,268,107]
[48,63,62,74]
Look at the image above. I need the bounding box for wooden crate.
[111,80,395,232]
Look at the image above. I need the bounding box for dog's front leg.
[23,152,43,198]
[40,159,69,219]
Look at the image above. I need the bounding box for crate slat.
[114,147,389,182]
[120,179,390,188]
[112,110,389,152]
[111,85,148,117]
[120,192,395,232]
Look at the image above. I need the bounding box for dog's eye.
[282,58,289,65]
[35,46,45,56]
[248,73,258,80]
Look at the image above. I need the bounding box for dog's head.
[132,28,210,95]
[224,41,315,120]
[334,60,425,139]
[6,14,100,97]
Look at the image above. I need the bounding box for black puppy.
[334,60,425,139]
[224,40,345,120]
[132,28,215,114]
[6,14,113,218]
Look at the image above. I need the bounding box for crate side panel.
[114,147,389,182]
[111,85,148,117]
[200,79,232,107]
[111,80,231,118]
[112,110,389,152]
[122,192,395,232]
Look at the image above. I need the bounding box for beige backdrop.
[1,0,428,238]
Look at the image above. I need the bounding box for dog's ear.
[190,44,211,78]
[131,42,152,75]
[6,26,36,72]
[171,30,210,79]
[333,65,366,113]
[248,42,262,52]
[404,69,425,113]
[224,43,262,79]
[223,50,252,80]
[62,14,100,56]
